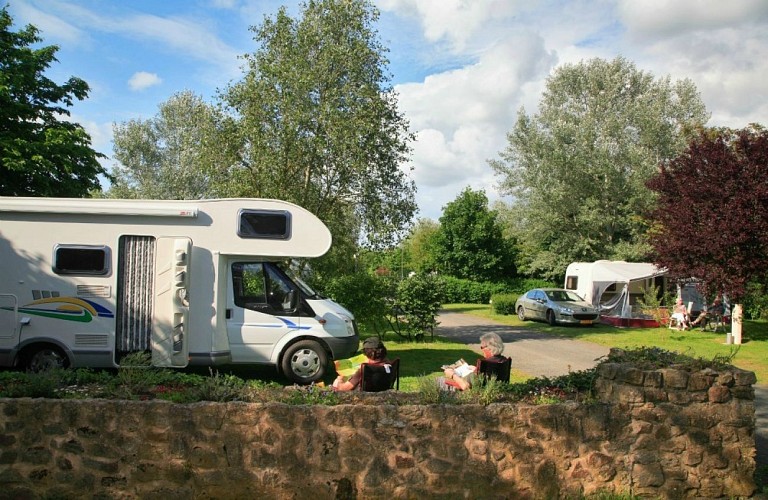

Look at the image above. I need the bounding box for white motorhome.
[0,197,359,383]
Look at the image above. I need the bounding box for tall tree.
[0,7,106,197]
[646,126,768,342]
[109,91,236,200]
[490,56,709,280]
[221,0,416,250]
[435,188,516,282]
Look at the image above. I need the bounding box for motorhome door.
[151,237,191,367]
[226,261,300,363]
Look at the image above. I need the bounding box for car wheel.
[27,345,69,372]
[281,340,327,384]
[546,310,557,326]
[517,306,527,321]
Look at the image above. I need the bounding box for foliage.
[0,7,107,197]
[109,91,236,200]
[220,0,416,252]
[394,273,444,340]
[491,294,517,315]
[636,284,675,327]
[490,56,709,280]
[188,369,246,402]
[743,281,768,320]
[280,383,340,405]
[434,188,517,281]
[400,218,441,274]
[646,126,768,303]
[322,272,393,335]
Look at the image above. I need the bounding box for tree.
[490,56,709,280]
[109,91,236,200]
[0,7,106,197]
[435,188,516,282]
[646,126,768,342]
[221,0,416,251]
[400,218,441,274]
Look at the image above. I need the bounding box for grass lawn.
[442,303,768,384]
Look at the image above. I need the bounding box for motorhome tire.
[26,346,69,372]
[517,306,527,321]
[282,340,327,384]
[546,310,557,326]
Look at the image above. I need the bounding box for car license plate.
[580,320,592,325]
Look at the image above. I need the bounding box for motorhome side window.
[238,210,291,239]
[232,262,296,313]
[565,276,578,290]
[53,245,110,275]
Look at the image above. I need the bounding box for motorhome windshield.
[282,263,321,299]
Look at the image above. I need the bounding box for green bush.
[491,294,517,315]
[395,273,445,340]
[440,276,557,304]
[321,272,393,335]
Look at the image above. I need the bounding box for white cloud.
[9,3,85,46]
[619,0,768,41]
[128,72,163,91]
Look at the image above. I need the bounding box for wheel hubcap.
[290,348,320,378]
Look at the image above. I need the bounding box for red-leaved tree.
[646,126,768,340]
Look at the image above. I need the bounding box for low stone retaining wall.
[0,363,757,499]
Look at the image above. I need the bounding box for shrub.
[396,273,444,339]
[322,272,393,335]
[490,294,517,315]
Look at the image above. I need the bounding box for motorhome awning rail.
[0,198,199,218]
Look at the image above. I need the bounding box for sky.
[7,0,768,221]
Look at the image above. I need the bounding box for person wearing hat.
[332,337,391,391]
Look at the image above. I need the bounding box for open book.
[441,358,476,378]
[334,353,369,378]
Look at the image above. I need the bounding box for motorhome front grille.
[76,285,111,298]
[75,334,109,347]
[115,236,155,352]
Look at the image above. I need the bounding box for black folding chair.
[360,358,400,392]
[475,357,511,384]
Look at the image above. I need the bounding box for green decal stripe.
[17,308,94,323]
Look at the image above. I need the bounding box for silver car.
[515,288,599,326]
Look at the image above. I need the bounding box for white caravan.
[0,197,359,383]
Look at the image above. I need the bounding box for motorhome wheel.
[282,340,327,384]
[27,346,69,372]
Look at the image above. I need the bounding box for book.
[334,353,369,378]
[441,358,476,378]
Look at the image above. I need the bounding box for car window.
[526,290,537,299]
[534,291,545,301]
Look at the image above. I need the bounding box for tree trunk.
[731,303,743,345]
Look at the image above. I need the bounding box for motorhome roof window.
[238,210,291,239]
[53,245,110,275]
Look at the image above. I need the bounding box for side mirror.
[287,290,299,311]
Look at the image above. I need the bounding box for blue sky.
[8,0,768,220]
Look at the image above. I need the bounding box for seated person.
[332,337,391,391]
[670,298,690,330]
[691,297,725,327]
[440,332,507,391]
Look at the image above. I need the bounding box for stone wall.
[0,364,757,499]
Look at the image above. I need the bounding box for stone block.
[708,385,731,403]
[659,368,688,389]
[631,462,664,487]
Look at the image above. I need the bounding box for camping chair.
[475,357,511,384]
[359,358,400,392]
[668,302,693,330]
[702,312,726,333]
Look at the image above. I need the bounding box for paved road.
[436,311,767,476]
